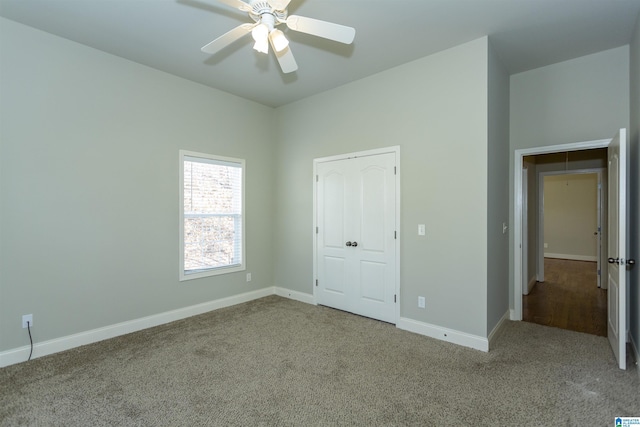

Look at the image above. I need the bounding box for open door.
[607,128,627,370]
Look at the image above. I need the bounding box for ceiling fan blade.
[286,15,355,44]
[268,0,292,11]
[271,41,298,74]
[215,0,252,12]
[201,23,254,54]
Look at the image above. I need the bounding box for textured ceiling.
[2,0,640,107]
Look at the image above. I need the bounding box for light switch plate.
[418,224,425,236]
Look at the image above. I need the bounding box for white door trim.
[513,139,610,321]
[521,167,529,295]
[313,146,401,324]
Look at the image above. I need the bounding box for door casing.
[513,138,610,321]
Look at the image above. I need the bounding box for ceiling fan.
[201,0,356,73]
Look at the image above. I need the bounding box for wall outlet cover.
[22,314,33,328]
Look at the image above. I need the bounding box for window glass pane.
[184,216,240,271]
[180,151,244,279]
[184,161,241,215]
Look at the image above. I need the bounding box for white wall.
[629,12,640,360]
[486,41,510,334]
[543,174,598,260]
[0,19,276,353]
[509,47,630,311]
[274,38,491,337]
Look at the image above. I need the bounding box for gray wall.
[509,46,630,311]
[3,12,636,358]
[274,38,492,337]
[630,12,640,359]
[486,41,510,334]
[0,19,276,352]
[510,46,630,149]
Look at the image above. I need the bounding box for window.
[179,150,245,281]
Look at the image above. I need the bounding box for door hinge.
[394,166,397,175]
[394,294,397,303]
[315,279,318,287]
[597,269,601,276]
[394,231,397,239]
[316,175,319,182]
[316,226,318,234]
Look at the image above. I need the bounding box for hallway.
[523,258,607,336]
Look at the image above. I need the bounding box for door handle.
[352,242,358,247]
[346,241,352,247]
[627,259,636,267]
[608,258,619,264]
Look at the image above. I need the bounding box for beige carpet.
[1,295,639,426]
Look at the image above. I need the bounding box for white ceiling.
[2,0,640,107]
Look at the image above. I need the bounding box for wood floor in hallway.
[523,258,607,337]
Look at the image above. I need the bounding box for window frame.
[179,150,246,281]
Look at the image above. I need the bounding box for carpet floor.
[1,295,639,426]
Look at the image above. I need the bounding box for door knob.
[352,242,358,247]
[346,241,352,247]
[628,259,636,266]
[608,258,619,264]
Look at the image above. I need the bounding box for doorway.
[313,146,400,324]
[513,139,610,322]
[519,150,608,336]
[522,166,607,336]
[515,129,629,369]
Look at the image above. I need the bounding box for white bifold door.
[315,152,397,324]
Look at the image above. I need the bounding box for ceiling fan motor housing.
[249,0,287,26]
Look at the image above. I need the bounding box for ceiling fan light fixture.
[269,29,289,52]
[251,23,269,54]
[201,0,356,73]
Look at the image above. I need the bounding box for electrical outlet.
[418,296,426,309]
[246,273,252,282]
[22,314,33,329]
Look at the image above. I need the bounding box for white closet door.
[316,152,396,323]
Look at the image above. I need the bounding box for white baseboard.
[544,253,597,262]
[0,287,274,368]
[274,287,315,305]
[631,335,640,379]
[2,286,494,367]
[397,317,489,352]
[488,310,510,350]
